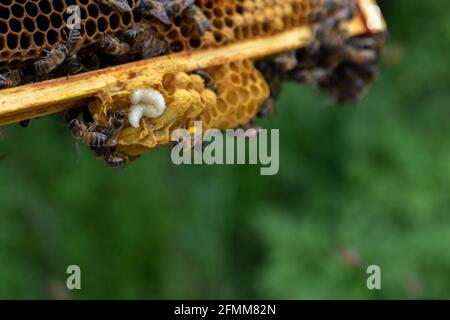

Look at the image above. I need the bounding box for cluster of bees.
[256,0,386,109]
[0,1,215,166]
[0,0,212,90]
[0,0,385,167]
[65,106,129,167]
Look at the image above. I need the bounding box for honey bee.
[143,36,168,59]
[307,0,355,55]
[192,70,218,93]
[291,67,332,88]
[105,111,126,144]
[67,110,126,147]
[34,44,69,76]
[0,69,21,89]
[334,62,378,103]
[68,119,110,147]
[342,45,378,65]
[90,111,126,145]
[123,23,150,49]
[97,0,132,12]
[99,34,130,56]
[104,149,129,168]
[51,28,86,76]
[257,98,274,118]
[341,33,385,64]
[67,28,85,56]
[137,0,200,27]
[137,0,171,25]
[91,146,130,168]
[167,0,196,18]
[123,22,167,58]
[184,4,213,35]
[55,55,83,76]
[79,49,101,70]
[274,51,298,72]
[348,33,386,51]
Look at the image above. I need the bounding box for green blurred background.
[1,0,450,299]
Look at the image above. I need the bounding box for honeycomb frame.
[0,0,318,71]
[0,0,386,164]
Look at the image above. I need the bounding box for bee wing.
[180,0,196,12]
[73,141,81,164]
[68,29,85,55]
[195,14,213,35]
[185,5,212,35]
[150,2,171,25]
[109,0,132,12]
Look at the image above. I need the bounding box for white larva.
[129,88,166,128]
[130,89,146,105]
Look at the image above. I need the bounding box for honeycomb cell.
[36,15,50,32]
[19,33,31,49]
[6,33,19,50]
[50,12,63,28]
[87,4,99,18]
[53,0,65,13]
[0,7,9,20]
[97,16,108,33]
[108,12,121,31]
[24,2,39,17]
[0,20,8,34]
[38,0,52,15]
[11,4,25,19]
[47,29,59,45]
[23,17,36,32]
[85,18,97,38]
[32,31,45,47]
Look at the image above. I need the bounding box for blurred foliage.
[1,0,450,299]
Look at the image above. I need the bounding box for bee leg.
[103,149,129,168]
